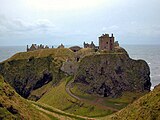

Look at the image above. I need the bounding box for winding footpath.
[33,103,95,120]
[66,80,119,112]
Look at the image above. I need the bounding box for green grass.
[38,77,77,110]
[28,81,53,101]
[70,83,97,101]
[71,82,147,111]
[6,48,75,62]
[38,110,59,120]
[38,77,114,117]
[100,85,160,120]
[34,103,86,120]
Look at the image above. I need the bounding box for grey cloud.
[0,15,56,34]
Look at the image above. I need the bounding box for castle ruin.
[84,41,97,49]
[99,33,114,51]
[84,33,119,51]
[27,44,50,52]
[27,33,119,52]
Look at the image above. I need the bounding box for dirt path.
[66,80,119,112]
[33,104,73,120]
[33,103,95,120]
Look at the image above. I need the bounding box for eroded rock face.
[0,56,65,98]
[74,50,151,97]
[60,61,79,75]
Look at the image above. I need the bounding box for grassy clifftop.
[6,48,75,62]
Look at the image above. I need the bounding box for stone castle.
[27,44,50,52]
[84,33,119,51]
[27,33,119,52]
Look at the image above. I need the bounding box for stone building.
[69,46,82,52]
[114,41,119,47]
[83,33,117,51]
[84,41,96,49]
[99,33,114,51]
[83,41,99,50]
[27,44,49,52]
[57,44,65,48]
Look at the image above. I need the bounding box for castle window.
[106,42,108,44]
[77,57,80,62]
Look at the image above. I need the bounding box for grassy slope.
[28,81,53,101]
[71,83,146,111]
[6,48,75,62]
[38,77,113,117]
[0,75,53,120]
[101,84,160,120]
[1,72,159,120]
[38,77,76,110]
[0,74,92,120]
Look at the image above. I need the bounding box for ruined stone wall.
[99,34,115,51]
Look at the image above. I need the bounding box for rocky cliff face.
[0,55,65,99]
[74,49,151,97]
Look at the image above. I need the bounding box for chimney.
[111,33,114,37]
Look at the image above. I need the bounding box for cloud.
[25,0,107,12]
[127,22,160,37]
[0,15,56,35]
[102,25,119,33]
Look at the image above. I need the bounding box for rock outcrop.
[0,55,65,99]
[73,48,151,97]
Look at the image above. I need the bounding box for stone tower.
[99,33,114,51]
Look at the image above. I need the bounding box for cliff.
[73,48,151,97]
[0,47,151,100]
[0,48,75,99]
[0,75,48,120]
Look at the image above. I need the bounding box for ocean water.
[0,45,160,88]
[0,46,26,62]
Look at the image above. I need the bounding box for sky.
[0,0,160,46]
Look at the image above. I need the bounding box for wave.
[151,86,154,91]
[150,75,160,77]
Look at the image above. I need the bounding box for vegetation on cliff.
[0,47,156,119]
[73,50,151,97]
[0,75,51,120]
[0,48,75,99]
[104,84,160,120]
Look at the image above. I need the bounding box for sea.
[0,45,160,89]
